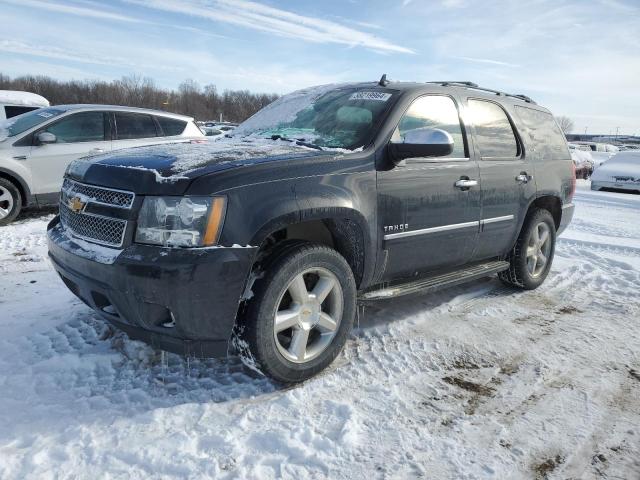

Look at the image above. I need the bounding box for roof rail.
[426,81,536,104]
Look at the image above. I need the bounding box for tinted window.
[156,116,187,136]
[115,113,158,140]
[467,99,519,158]
[5,106,39,119]
[514,106,570,161]
[44,112,105,143]
[392,95,466,158]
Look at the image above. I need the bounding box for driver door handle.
[516,172,532,184]
[455,179,478,189]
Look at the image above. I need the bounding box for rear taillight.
[569,161,576,200]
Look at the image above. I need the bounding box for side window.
[156,116,187,136]
[115,113,158,140]
[514,106,570,161]
[44,112,106,143]
[392,95,466,158]
[467,99,519,158]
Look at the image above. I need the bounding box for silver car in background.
[591,151,640,194]
[0,105,204,224]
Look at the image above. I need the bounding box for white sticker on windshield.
[349,91,392,102]
[37,112,54,118]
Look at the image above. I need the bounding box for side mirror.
[388,127,454,163]
[36,132,57,145]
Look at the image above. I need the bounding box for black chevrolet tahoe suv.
[47,79,575,382]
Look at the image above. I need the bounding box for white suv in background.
[0,105,204,225]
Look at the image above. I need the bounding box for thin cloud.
[127,0,415,54]
[1,0,142,23]
[457,56,520,68]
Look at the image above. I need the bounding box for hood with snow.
[66,136,339,195]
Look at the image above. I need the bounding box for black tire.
[0,178,22,226]
[240,241,356,383]
[499,209,556,290]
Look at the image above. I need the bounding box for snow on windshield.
[234,83,346,137]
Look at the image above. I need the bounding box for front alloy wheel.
[273,267,343,363]
[526,221,552,278]
[241,242,356,383]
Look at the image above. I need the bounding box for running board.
[360,260,509,301]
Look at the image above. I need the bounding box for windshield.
[1,107,67,138]
[234,85,397,150]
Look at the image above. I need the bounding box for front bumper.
[591,180,640,193]
[557,202,575,236]
[47,216,258,357]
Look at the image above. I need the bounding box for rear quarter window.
[156,116,187,136]
[514,106,570,161]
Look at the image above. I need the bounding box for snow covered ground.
[0,181,639,479]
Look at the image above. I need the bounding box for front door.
[377,94,481,281]
[27,111,111,194]
[463,98,537,261]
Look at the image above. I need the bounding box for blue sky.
[1,0,638,134]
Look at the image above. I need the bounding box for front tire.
[241,242,356,383]
[499,209,556,290]
[0,179,22,226]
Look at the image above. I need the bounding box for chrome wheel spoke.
[316,312,338,333]
[275,308,300,332]
[288,328,310,361]
[273,266,344,364]
[0,190,11,203]
[538,251,547,268]
[288,274,310,304]
[310,276,335,303]
[538,228,549,247]
[0,207,8,219]
[526,246,536,258]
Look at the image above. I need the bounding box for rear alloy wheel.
[241,242,356,383]
[0,179,22,226]
[499,209,556,290]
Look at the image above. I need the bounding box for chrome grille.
[59,204,126,247]
[62,178,134,209]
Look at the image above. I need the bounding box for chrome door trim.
[480,214,514,225]
[384,220,480,241]
[384,215,515,241]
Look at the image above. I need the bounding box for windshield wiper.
[269,134,324,151]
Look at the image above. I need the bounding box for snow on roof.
[0,90,49,107]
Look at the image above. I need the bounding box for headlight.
[135,196,226,247]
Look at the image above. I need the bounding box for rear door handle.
[516,173,532,184]
[455,179,478,190]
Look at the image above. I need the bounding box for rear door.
[377,94,481,280]
[27,111,112,194]
[463,98,536,261]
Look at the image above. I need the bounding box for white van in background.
[0,90,50,121]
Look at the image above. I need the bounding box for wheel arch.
[249,207,372,289]
[0,167,32,206]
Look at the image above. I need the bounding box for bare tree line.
[0,73,279,123]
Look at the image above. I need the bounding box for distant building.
[565,134,640,145]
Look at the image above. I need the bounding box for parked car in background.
[569,143,594,178]
[0,90,49,121]
[573,141,619,169]
[591,151,640,194]
[47,79,575,382]
[0,105,204,225]
[200,122,237,136]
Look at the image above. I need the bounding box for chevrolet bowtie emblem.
[68,196,86,213]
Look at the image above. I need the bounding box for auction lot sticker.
[349,91,392,101]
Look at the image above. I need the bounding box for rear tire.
[0,179,22,226]
[499,209,556,290]
[240,242,356,383]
